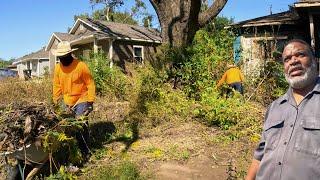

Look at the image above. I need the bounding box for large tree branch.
[148,0,163,31]
[148,0,161,8]
[198,0,228,27]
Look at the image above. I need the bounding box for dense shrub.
[161,17,236,99]
[245,60,288,106]
[83,52,130,100]
[130,63,194,126]
[194,87,263,139]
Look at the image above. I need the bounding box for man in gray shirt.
[246,39,320,180]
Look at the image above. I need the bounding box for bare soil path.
[82,119,255,180]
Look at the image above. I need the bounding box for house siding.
[112,40,159,67]
[235,23,310,76]
[73,23,96,36]
[39,59,49,76]
[73,43,94,59]
[17,62,27,79]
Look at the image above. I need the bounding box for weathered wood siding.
[112,40,159,68]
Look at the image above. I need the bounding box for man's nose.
[289,56,299,65]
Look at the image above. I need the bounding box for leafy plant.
[83,52,130,100]
[46,166,77,180]
[246,60,288,105]
[160,17,236,99]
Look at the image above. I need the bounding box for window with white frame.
[133,45,143,62]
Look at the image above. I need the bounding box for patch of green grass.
[87,161,143,180]
[144,146,164,160]
[93,148,109,160]
[167,144,191,161]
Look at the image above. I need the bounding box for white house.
[14,48,49,79]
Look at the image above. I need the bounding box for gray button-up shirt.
[254,78,320,180]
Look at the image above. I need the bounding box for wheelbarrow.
[0,143,49,180]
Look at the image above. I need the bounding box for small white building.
[14,48,49,79]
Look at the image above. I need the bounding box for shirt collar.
[278,76,320,105]
[311,76,320,93]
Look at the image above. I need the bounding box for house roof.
[54,32,77,41]
[294,0,320,7]
[71,18,161,43]
[230,10,300,28]
[15,48,49,64]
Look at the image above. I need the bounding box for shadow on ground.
[89,119,139,152]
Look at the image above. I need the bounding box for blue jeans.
[227,82,243,97]
[73,102,90,116]
[70,102,91,158]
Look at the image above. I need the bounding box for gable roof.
[70,18,161,43]
[230,10,299,28]
[15,48,49,64]
[54,32,77,41]
[45,32,77,51]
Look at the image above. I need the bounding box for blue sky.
[0,0,296,60]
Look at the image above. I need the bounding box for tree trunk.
[150,0,228,47]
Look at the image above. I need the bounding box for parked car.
[0,68,18,79]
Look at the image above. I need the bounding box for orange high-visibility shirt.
[217,67,244,87]
[53,59,96,106]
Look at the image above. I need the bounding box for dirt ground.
[81,119,256,180]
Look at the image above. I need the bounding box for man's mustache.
[288,64,305,75]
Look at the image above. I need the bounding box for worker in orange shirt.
[217,63,244,95]
[52,41,96,161]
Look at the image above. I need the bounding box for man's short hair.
[284,39,315,56]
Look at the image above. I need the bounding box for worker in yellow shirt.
[52,41,96,162]
[217,63,244,95]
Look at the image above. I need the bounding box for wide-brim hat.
[227,63,236,68]
[51,41,78,57]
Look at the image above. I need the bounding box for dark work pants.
[73,102,91,158]
[227,82,243,96]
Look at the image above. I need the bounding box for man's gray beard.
[285,61,318,89]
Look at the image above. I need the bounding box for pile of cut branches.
[0,103,60,152]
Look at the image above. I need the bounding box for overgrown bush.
[160,17,236,99]
[83,52,130,100]
[129,63,194,127]
[194,87,263,140]
[246,60,288,106]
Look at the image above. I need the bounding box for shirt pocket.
[294,117,320,156]
[263,119,284,151]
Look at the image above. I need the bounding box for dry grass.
[0,78,52,107]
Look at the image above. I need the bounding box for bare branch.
[198,0,228,27]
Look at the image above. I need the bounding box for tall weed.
[194,87,263,140]
[83,52,130,100]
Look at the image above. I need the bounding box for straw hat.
[227,63,236,68]
[51,41,78,57]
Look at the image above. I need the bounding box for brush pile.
[0,103,60,152]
